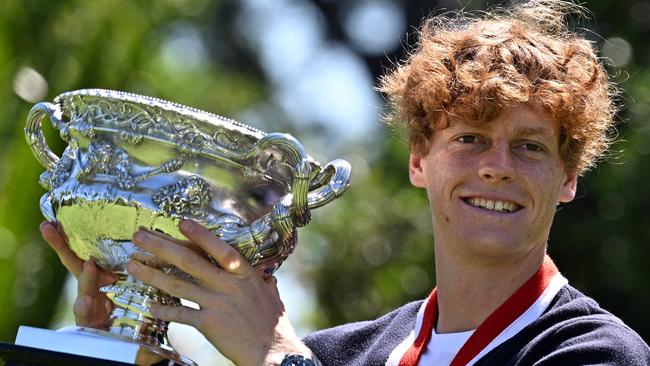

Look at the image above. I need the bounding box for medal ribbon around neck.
[397,255,559,366]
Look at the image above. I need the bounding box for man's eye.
[457,135,479,143]
[522,143,543,152]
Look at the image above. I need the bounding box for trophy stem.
[101,274,180,347]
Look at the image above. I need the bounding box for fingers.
[73,295,95,326]
[74,261,101,326]
[179,219,253,276]
[132,230,221,285]
[141,228,205,256]
[149,303,200,327]
[131,252,169,269]
[78,261,99,297]
[127,260,212,305]
[40,221,83,278]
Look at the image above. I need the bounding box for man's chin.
[453,235,538,262]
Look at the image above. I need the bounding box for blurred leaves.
[299,136,435,328]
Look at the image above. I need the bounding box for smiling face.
[409,104,577,262]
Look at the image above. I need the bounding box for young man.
[41,0,650,365]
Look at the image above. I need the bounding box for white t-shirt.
[419,328,474,365]
[414,273,568,365]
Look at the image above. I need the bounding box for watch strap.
[280,354,323,366]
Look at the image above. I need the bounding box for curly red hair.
[379,0,617,175]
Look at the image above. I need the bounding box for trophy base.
[0,342,131,366]
[12,326,197,366]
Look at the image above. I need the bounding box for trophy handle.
[307,159,351,209]
[242,133,313,227]
[215,138,351,273]
[25,102,63,172]
[219,158,351,273]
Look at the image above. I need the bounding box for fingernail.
[127,261,142,275]
[133,230,146,243]
[179,219,193,231]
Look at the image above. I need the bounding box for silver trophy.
[22,89,351,365]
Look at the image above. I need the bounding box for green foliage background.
[0,0,648,362]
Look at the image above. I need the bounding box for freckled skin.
[409,104,577,265]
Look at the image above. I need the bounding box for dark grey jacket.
[304,285,650,365]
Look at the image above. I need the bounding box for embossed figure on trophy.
[39,147,75,190]
[176,130,210,156]
[68,96,98,139]
[75,140,187,190]
[131,158,186,185]
[77,141,135,189]
[117,111,154,145]
[119,105,160,144]
[153,175,214,217]
[213,129,251,152]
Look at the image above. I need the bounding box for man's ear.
[558,171,578,203]
[409,153,427,188]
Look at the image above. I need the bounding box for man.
[41,0,650,365]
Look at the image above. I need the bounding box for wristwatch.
[280,354,322,366]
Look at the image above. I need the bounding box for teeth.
[467,197,519,213]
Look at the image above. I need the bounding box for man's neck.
[433,247,546,334]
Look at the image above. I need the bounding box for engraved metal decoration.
[25,89,351,366]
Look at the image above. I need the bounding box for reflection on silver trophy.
[23,89,351,365]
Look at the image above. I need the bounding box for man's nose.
[478,142,516,183]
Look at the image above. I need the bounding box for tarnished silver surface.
[25,89,351,365]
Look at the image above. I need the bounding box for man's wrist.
[262,339,316,366]
[279,354,322,366]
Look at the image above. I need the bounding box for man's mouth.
[463,197,522,213]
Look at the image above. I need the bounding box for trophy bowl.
[25,89,351,365]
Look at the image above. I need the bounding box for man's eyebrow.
[516,127,556,139]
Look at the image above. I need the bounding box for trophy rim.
[53,88,267,140]
[51,88,319,187]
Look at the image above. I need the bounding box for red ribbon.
[398,256,558,366]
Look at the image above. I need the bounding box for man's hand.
[40,221,117,328]
[127,219,313,366]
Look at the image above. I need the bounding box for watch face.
[280,354,319,366]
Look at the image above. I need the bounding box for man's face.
[409,103,577,261]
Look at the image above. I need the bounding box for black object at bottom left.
[0,343,135,366]
[1,326,186,366]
